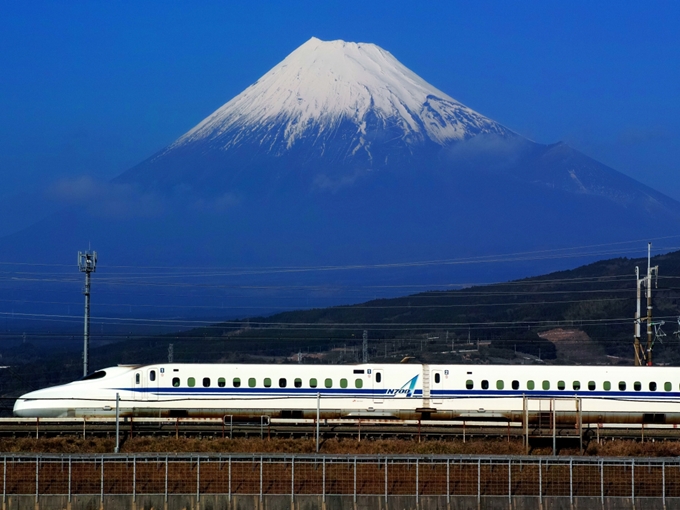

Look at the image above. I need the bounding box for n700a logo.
[385,375,418,397]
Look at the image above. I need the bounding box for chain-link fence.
[2,454,680,505]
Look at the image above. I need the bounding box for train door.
[432,370,443,405]
[373,369,384,404]
[146,368,159,401]
[133,370,143,401]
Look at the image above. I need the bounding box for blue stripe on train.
[112,386,680,401]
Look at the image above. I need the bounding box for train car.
[12,362,680,425]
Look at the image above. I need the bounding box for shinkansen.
[13,363,680,425]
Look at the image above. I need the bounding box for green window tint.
[264,378,271,388]
[218,377,225,388]
[542,380,550,390]
[527,380,535,390]
[188,377,195,388]
[603,381,611,391]
[325,378,332,388]
[573,381,580,391]
[340,378,348,389]
[619,381,626,391]
[649,382,657,391]
[588,381,596,391]
[634,381,641,391]
[466,380,474,390]
[248,378,256,388]
[665,382,672,392]
[233,377,241,388]
[309,378,318,388]
[558,381,565,390]
[355,379,363,388]
[172,377,180,387]
[496,380,504,390]
[294,378,302,388]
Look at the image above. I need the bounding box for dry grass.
[1,436,678,457]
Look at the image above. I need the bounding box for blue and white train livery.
[13,363,680,425]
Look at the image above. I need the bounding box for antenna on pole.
[634,266,643,365]
[634,242,659,366]
[78,250,97,377]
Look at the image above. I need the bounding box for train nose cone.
[12,389,67,417]
[13,397,32,417]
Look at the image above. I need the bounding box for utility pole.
[362,330,368,363]
[78,250,97,377]
[634,243,659,366]
[634,266,643,365]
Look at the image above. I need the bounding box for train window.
[203,378,210,387]
[527,380,534,390]
[481,380,489,390]
[264,378,271,388]
[649,382,657,391]
[634,381,641,391]
[496,380,504,390]
[294,378,302,388]
[466,380,474,390]
[233,378,241,388]
[248,378,256,388]
[434,373,441,384]
[279,378,287,388]
[188,377,195,388]
[83,371,107,381]
[512,380,519,390]
[558,381,565,390]
[376,373,382,383]
[172,377,180,387]
[135,373,140,385]
[355,379,363,388]
[310,378,318,388]
[619,381,626,391]
[603,381,611,391]
[665,382,672,392]
[573,381,580,391]
[325,378,333,388]
[149,370,156,382]
[588,381,596,391]
[542,381,550,390]
[218,377,225,388]
[340,378,348,388]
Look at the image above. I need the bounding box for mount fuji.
[2,37,680,322]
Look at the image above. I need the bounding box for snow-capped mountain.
[122,37,679,218]
[2,37,680,325]
[174,37,512,155]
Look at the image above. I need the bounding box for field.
[2,436,680,457]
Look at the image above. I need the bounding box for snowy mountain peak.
[174,38,512,153]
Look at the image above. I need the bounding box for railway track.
[0,417,678,444]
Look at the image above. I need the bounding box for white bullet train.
[12,362,680,425]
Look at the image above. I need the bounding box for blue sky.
[1,0,679,234]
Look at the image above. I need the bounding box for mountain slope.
[1,37,680,328]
